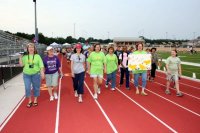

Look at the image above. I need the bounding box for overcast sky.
[0,0,199,40]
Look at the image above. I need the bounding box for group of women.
[19,42,183,107]
[19,43,63,108]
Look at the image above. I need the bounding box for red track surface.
[1,54,200,133]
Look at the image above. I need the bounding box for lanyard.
[28,54,35,64]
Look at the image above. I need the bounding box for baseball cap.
[46,46,53,51]
[75,44,82,49]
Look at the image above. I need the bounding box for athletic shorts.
[45,72,59,87]
[166,73,179,81]
[90,74,103,78]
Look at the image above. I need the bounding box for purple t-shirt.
[43,55,61,74]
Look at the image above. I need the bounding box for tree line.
[6,31,188,45]
[14,32,112,45]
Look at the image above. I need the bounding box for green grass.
[159,62,200,79]
[157,52,200,63]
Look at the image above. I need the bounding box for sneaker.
[97,88,101,94]
[111,88,115,91]
[50,96,54,101]
[74,90,78,97]
[165,89,171,95]
[176,92,183,97]
[93,93,98,99]
[105,84,108,88]
[54,93,58,99]
[78,96,83,102]
[126,87,130,90]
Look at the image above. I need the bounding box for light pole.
[165,32,168,40]
[74,23,76,39]
[33,0,38,44]
[193,32,196,46]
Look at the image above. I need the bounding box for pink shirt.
[119,52,128,68]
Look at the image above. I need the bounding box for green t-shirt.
[22,54,44,75]
[105,54,118,74]
[87,51,106,75]
[132,50,147,74]
[166,56,181,74]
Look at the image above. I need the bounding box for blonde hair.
[26,43,38,54]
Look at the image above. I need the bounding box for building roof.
[113,37,144,42]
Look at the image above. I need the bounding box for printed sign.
[128,54,151,71]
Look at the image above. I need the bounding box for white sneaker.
[105,84,108,88]
[50,96,54,101]
[97,88,101,94]
[74,90,78,97]
[111,88,115,91]
[93,93,98,99]
[78,96,83,103]
[54,93,58,99]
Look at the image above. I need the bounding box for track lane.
[58,57,114,133]
[115,73,200,132]
[0,86,58,133]
[152,75,200,99]
[84,73,173,133]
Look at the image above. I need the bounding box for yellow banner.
[128,54,151,71]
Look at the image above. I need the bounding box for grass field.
[158,52,200,79]
[157,52,200,63]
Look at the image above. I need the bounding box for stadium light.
[33,0,38,44]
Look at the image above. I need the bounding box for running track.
[0,54,200,133]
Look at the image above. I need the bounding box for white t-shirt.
[70,53,85,74]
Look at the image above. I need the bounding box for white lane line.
[156,74,200,90]
[104,78,177,133]
[116,74,200,117]
[84,81,118,133]
[0,96,25,131]
[145,88,200,117]
[55,55,63,133]
[154,81,200,100]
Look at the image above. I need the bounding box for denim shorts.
[45,72,59,87]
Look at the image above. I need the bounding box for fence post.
[164,67,166,72]
[192,73,196,79]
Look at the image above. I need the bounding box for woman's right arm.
[71,60,74,77]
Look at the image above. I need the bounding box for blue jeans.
[120,68,129,88]
[134,72,147,88]
[23,73,41,97]
[72,71,85,94]
[106,70,117,88]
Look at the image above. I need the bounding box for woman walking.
[119,46,130,89]
[132,43,148,96]
[71,44,86,102]
[150,47,158,81]
[105,47,118,90]
[165,49,183,97]
[87,43,106,99]
[43,46,63,101]
[19,43,44,108]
